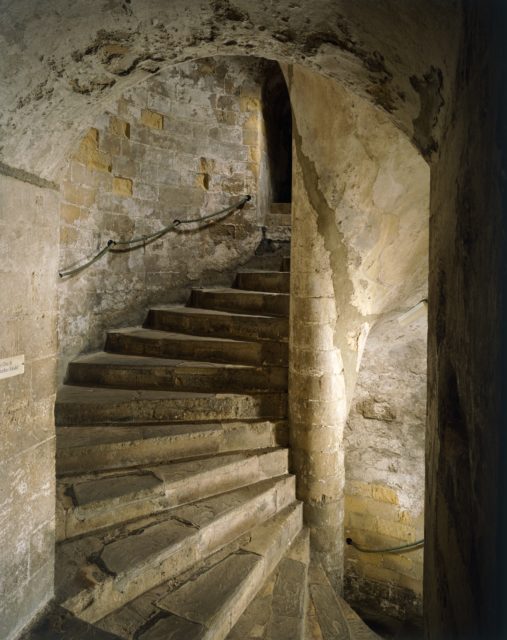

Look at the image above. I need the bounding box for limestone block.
[112,176,133,197]
[109,115,130,138]
[371,484,399,505]
[73,128,112,173]
[140,108,164,129]
[376,518,416,542]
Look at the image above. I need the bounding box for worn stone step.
[190,288,290,317]
[241,255,288,271]
[265,213,292,227]
[55,386,287,427]
[57,475,297,623]
[263,225,291,243]
[145,305,288,343]
[67,352,287,392]
[106,328,288,366]
[96,504,303,640]
[270,203,291,215]
[227,528,310,640]
[56,420,288,475]
[306,564,380,640]
[57,448,288,540]
[282,256,291,271]
[235,271,290,294]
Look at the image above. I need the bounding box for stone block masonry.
[58,57,273,376]
[0,175,59,640]
[344,314,426,625]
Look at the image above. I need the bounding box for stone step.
[306,564,380,640]
[190,288,290,317]
[241,255,288,271]
[270,203,291,215]
[96,504,303,640]
[235,271,290,294]
[282,256,291,271]
[145,305,288,343]
[265,213,292,227]
[56,420,288,475]
[106,328,288,366]
[55,386,288,427]
[57,448,288,540]
[67,352,287,392]
[56,475,297,624]
[227,528,310,640]
[263,225,291,243]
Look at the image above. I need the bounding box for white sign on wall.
[0,355,25,380]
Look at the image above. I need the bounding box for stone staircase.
[50,206,380,640]
[53,249,311,639]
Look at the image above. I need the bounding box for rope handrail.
[59,194,251,278]
[346,537,424,554]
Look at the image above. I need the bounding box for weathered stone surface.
[56,57,268,378]
[72,472,162,507]
[67,352,287,393]
[344,313,426,622]
[307,564,381,640]
[55,385,287,426]
[58,476,295,623]
[56,420,288,475]
[227,528,309,640]
[3,4,504,639]
[138,615,204,640]
[98,504,302,640]
[235,271,290,294]
[105,328,288,366]
[146,305,289,343]
[158,552,262,625]
[190,288,290,317]
[58,449,288,539]
[0,175,59,640]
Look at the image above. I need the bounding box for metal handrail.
[346,537,424,554]
[58,194,251,278]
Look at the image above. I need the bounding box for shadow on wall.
[262,62,292,204]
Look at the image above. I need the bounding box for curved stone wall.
[57,56,268,374]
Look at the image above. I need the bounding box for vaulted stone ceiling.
[0,0,459,179]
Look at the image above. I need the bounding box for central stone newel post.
[289,157,346,590]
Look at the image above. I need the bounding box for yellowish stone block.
[113,176,133,197]
[109,116,130,138]
[140,109,164,129]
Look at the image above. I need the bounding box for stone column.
[289,153,347,590]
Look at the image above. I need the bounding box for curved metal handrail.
[59,195,251,278]
[346,537,424,554]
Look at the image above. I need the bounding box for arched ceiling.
[0,0,460,180]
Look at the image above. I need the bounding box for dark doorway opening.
[262,62,292,203]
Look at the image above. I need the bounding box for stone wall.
[286,64,429,594]
[425,3,507,638]
[344,313,426,626]
[58,57,269,373]
[0,175,58,640]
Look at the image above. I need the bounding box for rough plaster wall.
[425,2,507,638]
[58,57,266,373]
[0,0,459,180]
[344,313,426,624]
[0,176,58,640]
[287,64,429,404]
[286,64,429,592]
